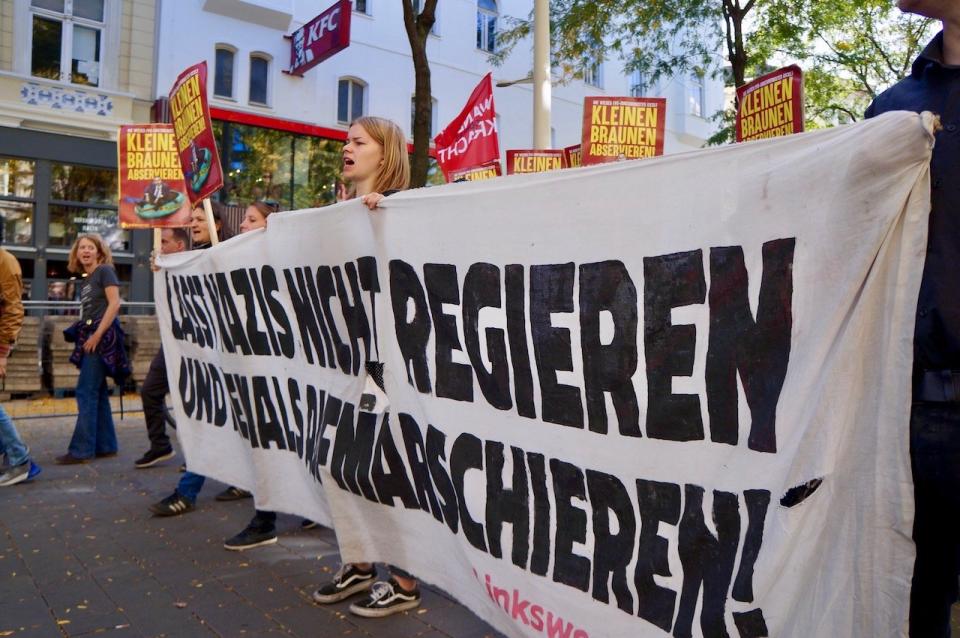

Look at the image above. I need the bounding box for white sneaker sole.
[0,469,30,487]
[312,578,374,604]
[223,535,278,551]
[349,597,421,618]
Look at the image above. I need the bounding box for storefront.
[211,109,346,211]
[0,126,151,303]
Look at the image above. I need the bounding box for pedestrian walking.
[55,234,128,465]
[134,227,189,469]
[222,199,284,551]
[0,244,40,486]
[149,202,252,514]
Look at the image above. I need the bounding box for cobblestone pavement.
[0,404,505,638]
[1,399,958,637]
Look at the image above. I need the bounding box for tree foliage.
[495,0,935,142]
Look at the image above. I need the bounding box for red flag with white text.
[434,73,499,181]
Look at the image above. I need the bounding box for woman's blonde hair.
[349,116,410,196]
[68,233,114,274]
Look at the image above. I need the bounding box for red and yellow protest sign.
[169,61,223,204]
[581,97,665,166]
[563,144,582,168]
[117,124,191,229]
[450,161,501,182]
[506,149,565,175]
[736,66,804,142]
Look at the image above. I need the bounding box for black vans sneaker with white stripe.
[149,491,195,516]
[348,578,421,618]
[311,563,376,604]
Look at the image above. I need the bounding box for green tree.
[759,0,933,125]
[494,1,759,93]
[402,0,438,188]
[496,0,933,144]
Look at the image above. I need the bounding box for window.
[688,72,705,117]
[0,159,36,246]
[477,0,496,52]
[29,0,104,86]
[249,54,270,106]
[354,0,369,15]
[338,78,366,123]
[47,162,127,253]
[629,69,647,97]
[214,46,236,99]
[410,96,438,138]
[412,0,439,35]
[213,120,345,210]
[583,56,603,88]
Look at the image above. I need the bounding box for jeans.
[177,471,205,503]
[67,353,118,459]
[0,404,29,467]
[140,346,171,451]
[909,402,960,638]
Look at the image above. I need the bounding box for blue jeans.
[0,404,29,466]
[177,471,205,503]
[68,353,117,459]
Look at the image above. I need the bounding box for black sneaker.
[149,492,195,517]
[348,578,421,618]
[134,447,175,469]
[215,486,252,501]
[223,523,277,551]
[300,518,319,530]
[311,563,376,604]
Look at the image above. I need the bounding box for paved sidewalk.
[0,410,504,638]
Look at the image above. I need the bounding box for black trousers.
[909,401,960,638]
[140,346,171,451]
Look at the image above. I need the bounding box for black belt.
[917,370,960,403]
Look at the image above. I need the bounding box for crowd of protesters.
[0,0,957,631]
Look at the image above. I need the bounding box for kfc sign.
[286,0,351,76]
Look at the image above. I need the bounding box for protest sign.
[117,124,192,229]
[169,61,223,204]
[286,0,351,76]
[582,96,665,166]
[450,161,501,182]
[736,66,805,142]
[564,143,582,168]
[434,73,499,181]
[156,111,933,638]
[506,149,565,175]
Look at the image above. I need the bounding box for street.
[0,399,503,638]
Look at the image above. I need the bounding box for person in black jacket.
[864,3,960,636]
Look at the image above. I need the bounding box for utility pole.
[532,0,551,148]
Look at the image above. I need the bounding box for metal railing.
[22,300,157,315]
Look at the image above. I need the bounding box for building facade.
[0,0,158,302]
[155,0,725,209]
[1,0,725,304]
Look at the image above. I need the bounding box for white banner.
[156,111,934,638]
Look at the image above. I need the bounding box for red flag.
[434,73,500,181]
